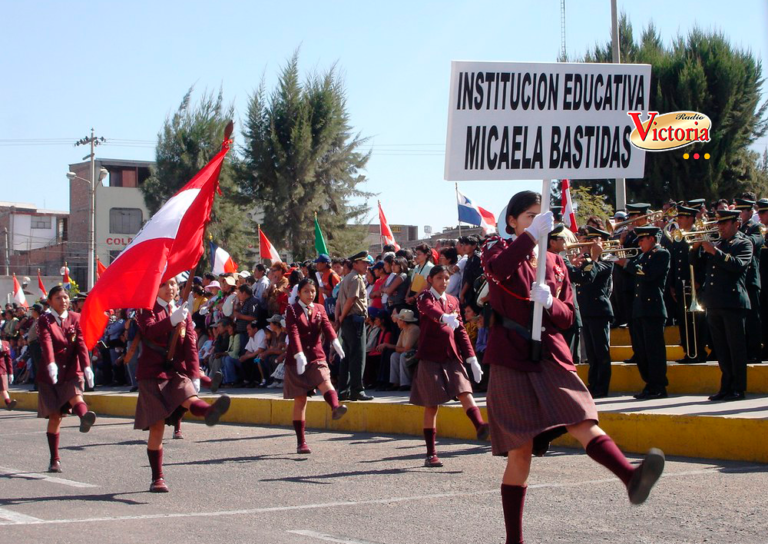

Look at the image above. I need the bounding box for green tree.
[579,16,768,206]
[141,88,252,270]
[240,52,372,261]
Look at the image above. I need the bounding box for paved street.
[1,410,766,544]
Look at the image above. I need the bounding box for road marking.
[0,507,42,524]
[0,465,759,527]
[288,530,383,544]
[0,466,98,489]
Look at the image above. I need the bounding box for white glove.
[170,302,189,326]
[84,367,95,389]
[192,378,201,393]
[8,374,13,385]
[332,338,345,360]
[524,211,555,241]
[295,352,308,375]
[47,362,58,384]
[441,313,460,331]
[467,356,483,382]
[187,291,196,309]
[531,282,554,310]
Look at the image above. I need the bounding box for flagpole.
[455,183,462,237]
[378,201,384,253]
[257,224,262,264]
[530,179,552,362]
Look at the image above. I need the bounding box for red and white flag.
[96,257,107,279]
[80,139,231,349]
[37,268,47,298]
[258,229,281,263]
[378,201,400,250]
[12,274,28,309]
[61,265,71,291]
[209,241,238,275]
[561,179,578,231]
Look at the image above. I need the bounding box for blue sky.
[1,0,766,238]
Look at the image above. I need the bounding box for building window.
[109,250,123,263]
[31,216,52,229]
[109,208,143,234]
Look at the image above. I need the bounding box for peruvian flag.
[456,189,496,234]
[258,228,281,263]
[80,139,231,349]
[61,265,71,291]
[561,179,578,231]
[37,268,47,298]
[12,274,28,308]
[96,257,107,279]
[378,201,400,250]
[210,240,238,275]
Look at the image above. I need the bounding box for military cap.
[686,198,706,208]
[626,203,651,216]
[549,224,567,239]
[675,205,698,218]
[716,209,741,223]
[348,250,370,262]
[635,225,660,239]
[550,206,563,220]
[756,198,768,212]
[584,226,610,239]
[733,198,755,210]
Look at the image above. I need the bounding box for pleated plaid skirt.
[134,373,197,430]
[409,359,474,407]
[37,378,83,419]
[487,359,598,456]
[283,361,331,399]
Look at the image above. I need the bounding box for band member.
[284,278,348,454]
[756,198,768,360]
[570,226,614,398]
[734,198,764,363]
[618,226,671,399]
[482,191,664,544]
[37,285,97,473]
[692,209,753,401]
[616,203,650,362]
[135,277,231,492]
[1,338,17,410]
[412,265,488,467]
[669,206,708,363]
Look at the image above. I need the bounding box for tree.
[571,185,614,228]
[240,51,372,261]
[141,88,252,270]
[579,16,768,206]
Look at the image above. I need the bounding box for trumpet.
[599,247,640,260]
[564,242,598,257]
[681,229,720,243]
[607,210,666,233]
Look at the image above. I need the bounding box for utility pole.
[2,227,9,275]
[611,0,627,211]
[75,128,106,291]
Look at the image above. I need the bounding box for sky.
[1,0,767,239]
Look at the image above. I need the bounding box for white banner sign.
[444,61,652,181]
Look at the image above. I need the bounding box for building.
[365,224,419,254]
[67,158,152,286]
[0,201,69,277]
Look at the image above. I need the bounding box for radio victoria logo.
[627,111,711,151]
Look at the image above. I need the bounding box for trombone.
[664,222,720,243]
[682,264,705,360]
[607,208,675,233]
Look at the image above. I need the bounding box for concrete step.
[610,326,681,346]
[610,345,686,362]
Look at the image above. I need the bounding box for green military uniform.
[756,199,768,359]
[691,209,753,400]
[734,198,764,362]
[622,226,671,398]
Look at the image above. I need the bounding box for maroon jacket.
[415,289,475,363]
[136,300,199,381]
[481,233,575,372]
[0,340,12,376]
[36,311,90,385]
[285,302,337,365]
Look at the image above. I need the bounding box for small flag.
[258,228,281,263]
[12,274,28,309]
[61,264,71,291]
[96,257,107,279]
[209,240,238,275]
[314,213,328,256]
[378,201,400,250]
[561,179,578,231]
[37,268,47,298]
[456,190,496,234]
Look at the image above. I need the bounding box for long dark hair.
[505,191,542,234]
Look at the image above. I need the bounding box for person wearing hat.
[617,225,670,399]
[734,197,764,363]
[756,198,768,359]
[569,226,614,398]
[482,191,665,544]
[314,254,341,309]
[284,278,348,454]
[412,265,488,467]
[548,225,582,365]
[668,205,708,363]
[0,335,17,410]
[386,308,420,391]
[691,209,753,401]
[134,276,231,492]
[335,251,373,401]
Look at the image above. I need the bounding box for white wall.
[9,213,59,252]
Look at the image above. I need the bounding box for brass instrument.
[664,220,720,244]
[599,246,640,260]
[607,210,670,233]
[564,242,596,258]
[682,264,705,360]
[681,229,720,243]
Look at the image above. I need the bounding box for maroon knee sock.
[323,390,340,409]
[293,420,306,445]
[147,448,163,481]
[72,402,88,418]
[188,399,210,417]
[423,428,436,457]
[501,484,526,544]
[586,435,635,486]
[4,398,10,406]
[465,406,485,430]
[46,432,60,462]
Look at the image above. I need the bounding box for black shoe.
[129,386,139,393]
[397,385,411,391]
[747,359,761,365]
[205,395,231,426]
[338,391,351,401]
[627,448,665,505]
[633,391,650,400]
[210,371,223,393]
[350,392,374,401]
[645,391,668,400]
[5,399,17,411]
[79,411,97,433]
[48,459,62,473]
[722,392,746,402]
[708,391,728,401]
[591,392,608,399]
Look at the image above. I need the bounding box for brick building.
[0,201,68,276]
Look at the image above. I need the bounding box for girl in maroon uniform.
[284,278,348,454]
[135,277,231,492]
[37,286,97,473]
[482,191,665,544]
[411,265,489,467]
[1,338,18,410]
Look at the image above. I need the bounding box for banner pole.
[530,179,552,361]
[455,183,462,236]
